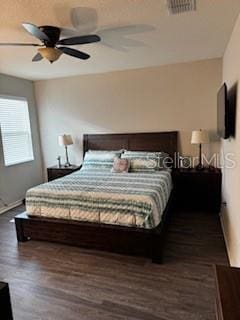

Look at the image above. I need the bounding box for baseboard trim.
[220,214,232,266]
[0,200,23,215]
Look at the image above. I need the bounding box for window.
[0,96,34,166]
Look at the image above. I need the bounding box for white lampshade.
[58,134,73,146]
[191,130,209,144]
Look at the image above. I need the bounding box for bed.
[15,131,178,263]
[26,170,172,229]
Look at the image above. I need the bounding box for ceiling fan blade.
[32,53,43,62]
[70,7,98,35]
[0,43,41,46]
[98,24,155,35]
[58,35,100,46]
[58,47,90,60]
[22,23,50,42]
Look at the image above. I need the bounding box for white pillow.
[82,151,122,171]
[121,151,170,172]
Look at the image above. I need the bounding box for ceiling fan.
[0,23,101,63]
[61,7,154,52]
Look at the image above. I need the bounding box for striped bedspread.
[26,169,172,229]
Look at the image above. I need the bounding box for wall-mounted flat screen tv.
[217,83,229,139]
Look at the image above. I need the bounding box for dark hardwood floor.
[0,205,228,320]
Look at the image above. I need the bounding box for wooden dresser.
[0,282,13,319]
[214,265,240,320]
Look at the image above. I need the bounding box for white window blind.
[0,96,34,166]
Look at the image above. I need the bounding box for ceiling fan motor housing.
[39,26,61,47]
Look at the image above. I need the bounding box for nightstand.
[47,165,81,182]
[172,168,222,213]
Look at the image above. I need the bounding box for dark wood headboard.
[83,131,178,159]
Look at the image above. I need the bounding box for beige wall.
[221,13,240,266]
[34,59,222,172]
[0,74,43,212]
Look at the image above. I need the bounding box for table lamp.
[191,130,209,170]
[58,134,73,167]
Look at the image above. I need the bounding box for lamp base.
[64,146,71,167]
[195,163,205,171]
[64,162,72,168]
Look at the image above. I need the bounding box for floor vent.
[167,0,196,15]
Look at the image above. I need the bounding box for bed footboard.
[15,215,29,242]
[14,213,168,263]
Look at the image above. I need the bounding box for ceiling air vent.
[167,0,196,15]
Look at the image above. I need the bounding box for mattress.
[26,169,172,229]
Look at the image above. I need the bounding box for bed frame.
[15,131,178,263]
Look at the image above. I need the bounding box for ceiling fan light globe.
[37,47,62,63]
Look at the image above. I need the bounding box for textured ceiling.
[0,0,240,80]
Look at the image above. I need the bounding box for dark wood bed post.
[83,134,88,158]
[15,131,178,263]
[15,216,28,242]
[151,191,173,263]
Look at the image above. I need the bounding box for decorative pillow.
[128,158,158,172]
[121,151,170,172]
[82,151,122,171]
[111,158,130,173]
